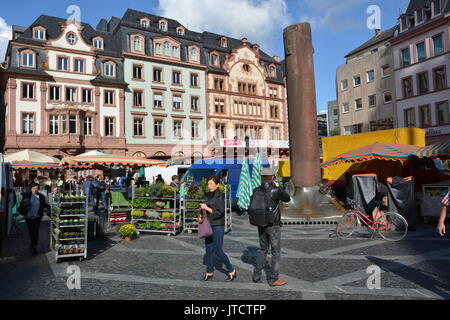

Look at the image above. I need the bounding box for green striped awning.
[412,141,450,159]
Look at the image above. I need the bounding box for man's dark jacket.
[253,183,291,226]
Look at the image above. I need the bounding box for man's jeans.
[253,225,281,284]
[25,217,42,248]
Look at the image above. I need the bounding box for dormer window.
[155,43,162,55]
[432,0,442,16]
[134,37,142,51]
[93,37,104,50]
[220,37,227,48]
[104,61,116,78]
[211,53,219,66]
[269,65,276,77]
[415,8,424,25]
[159,20,168,32]
[140,18,151,28]
[131,34,145,53]
[172,46,179,58]
[176,27,185,36]
[400,15,409,32]
[163,41,170,56]
[20,50,36,68]
[67,32,77,45]
[189,46,199,63]
[33,27,46,40]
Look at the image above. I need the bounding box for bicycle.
[336,198,408,242]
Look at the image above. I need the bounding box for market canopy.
[411,140,450,159]
[5,150,62,169]
[10,161,64,169]
[61,154,168,168]
[320,142,421,168]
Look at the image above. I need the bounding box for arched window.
[159,21,167,32]
[164,42,170,56]
[172,46,179,58]
[134,36,142,51]
[155,43,162,55]
[190,48,197,61]
[176,27,185,36]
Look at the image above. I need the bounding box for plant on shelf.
[185,202,200,209]
[161,185,176,197]
[132,198,151,209]
[186,183,205,200]
[154,201,166,209]
[145,210,160,219]
[131,210,145,218]
[117,224,137,240]
[161,212,174,220]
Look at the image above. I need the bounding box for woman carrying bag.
[198,176,236,282]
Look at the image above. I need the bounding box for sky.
[0,0,409,113]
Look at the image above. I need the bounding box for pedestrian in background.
[18,183,50,254]
[249,167,291,287]
[83,176,95,208]
[438,190,449,237]
[199,176,236,282]
[93,175,108,214]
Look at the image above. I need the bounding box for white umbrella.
[5,149,60,164]
[76,150,105,157]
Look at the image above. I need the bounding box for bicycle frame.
[349,205,388,238]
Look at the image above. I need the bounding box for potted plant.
[186,202,200,209]
[117,224,138,241]
[154,201,166,210]
[161,185,176,198]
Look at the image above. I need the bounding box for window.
[82,89,92,103]
[271,127,280,140]
[401,48,410,67]
[105,117,115,136]
[49,115,59,135]
[215,123,226,139]
[177,28,184,36]
[381,65,391,77]
[163,42,170,56]
[61,115,67,134]
[159,21,167,31]
[214,78,224,91]
[211,54,219,66]
[190,73,198,87]
[340,79,348,91]
[134,36,142,52]
[153,68,163,82]
[172,46,179,58]
[67,33,76,45]
[104,62,115,77]
[437,102,449,125]
[191,122,200,138]
[417,72,429,95]
[66,87,76,102]
[155,43,162,55]
[215,99,225,113]
[83,117,93,136]
[434,67,447,90]
[58,57,69,71]
[173,71,181,85]
[191,97,199,111]
[355,98,363,111]
[220,38,227,48]
[404,109,416,127]
[432,0,442,16]
[21,51,34,67]
[154,93,163,108]
[383,92,392,104]
[33,28,45,40]
[269,87,278,98]
[419,105,431,128]
[433,35,443,56]
[49,86,60,101]
[190,48,198,61]
[416,9,424,24]
[22,83,34,99]
[368,95,377,108]
[269,66,276,77]
[402,77,413,98]
[133,90,143,107]
[173,95,182,110]
[22,113,34,134]
[342,103,349,114]
[353,75,361,87]
[69,115,77,134]
[173,121,182,138]
[133,65,143,79]
[93,38,104,49]
[270,105,279,118]
[401,16,409,31]
[133,118,144,137]
[416,42,426,62]
[367,70,375,83]
[154,119,163,137]
[104,90,114,105]
[74,59,84,73]
[141,20,149,28]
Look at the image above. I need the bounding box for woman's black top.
[204,189,225,227]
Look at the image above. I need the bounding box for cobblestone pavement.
[1,214,450,300]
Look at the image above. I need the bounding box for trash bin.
[351,174,380,216]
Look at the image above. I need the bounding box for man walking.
[249,168,291,287]
[19,183,49,254]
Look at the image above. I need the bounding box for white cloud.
[0,17,12,62]
[157,0,291,54]
[298,0,372,32]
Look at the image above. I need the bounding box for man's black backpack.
[248,187,277,227]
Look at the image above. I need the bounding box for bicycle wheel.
[376,212,408,242]
[336,212,358,238]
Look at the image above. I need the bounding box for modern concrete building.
[327,100,339,136]
[3,16,127,157]
[336,28,396,135]
[391,0,450,144]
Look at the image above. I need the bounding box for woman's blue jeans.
[204,225,234,274]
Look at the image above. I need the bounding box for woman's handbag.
[198,210,213,238]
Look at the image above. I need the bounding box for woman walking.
[199,176,236,282]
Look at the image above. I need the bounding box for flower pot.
[124,236,132,241]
